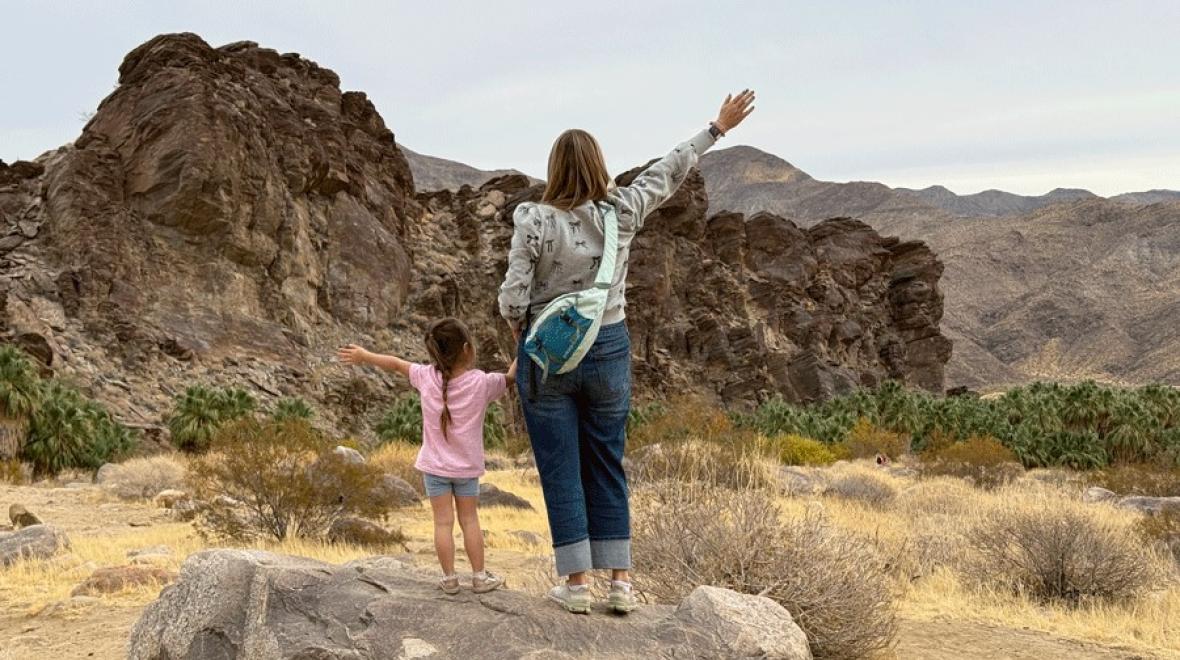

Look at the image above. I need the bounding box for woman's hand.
[714,89,756,134]
[337,344,371,366]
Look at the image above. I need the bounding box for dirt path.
[895,617,1173,660]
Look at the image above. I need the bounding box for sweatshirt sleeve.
[607,128,717,230]
[498,202,542,323]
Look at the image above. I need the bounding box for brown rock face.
[0,33,949,437]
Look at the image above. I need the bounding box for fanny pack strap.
[593,202,619,289]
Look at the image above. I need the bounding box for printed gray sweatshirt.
[498,128,717,327]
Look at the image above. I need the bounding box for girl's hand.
[714,89,756,134]
[337,344,371,366]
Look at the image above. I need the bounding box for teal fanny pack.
[523,202,618,381]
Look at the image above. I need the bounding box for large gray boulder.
[0,524,71,566]
[128,549,811,660]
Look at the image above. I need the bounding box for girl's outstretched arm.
[505,357,518,386]
[338,344,412,378]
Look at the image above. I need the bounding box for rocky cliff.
[0,33,949,441]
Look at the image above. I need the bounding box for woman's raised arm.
[608,90,755,228]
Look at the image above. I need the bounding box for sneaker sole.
[547,594,592,614]
[472,582,503,594]
[608,599,637,614]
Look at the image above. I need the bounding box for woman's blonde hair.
[541,129,611,210]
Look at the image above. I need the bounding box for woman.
[498,90,756,614]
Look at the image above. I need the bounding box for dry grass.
[99,455,187,499]
[368,441,425,496]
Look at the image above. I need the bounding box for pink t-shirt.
[409,364,508,479]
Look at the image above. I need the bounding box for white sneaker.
[608,580,637,613]
[547,583,593,614]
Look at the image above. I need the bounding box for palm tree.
[272,397,315,422]
[168,385,226,452]
[0,345,41,460]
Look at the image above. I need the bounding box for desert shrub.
[628,438,774,490]
[375,394,423,444]
[920,435,1023,488]
[841,417,909,459]
[168,385,258,452]
[894,478,977,517]
[188,418,395,541]
[0,345,41,460]
[824,471,897,507]
[24,381,136,476]
[1089,464,1180,497]
[0,458,32,484]
[767,434,844,466]
[627,396,741,450]
[633,479,897,659]
[100,455,186,499]
[368,440,424,496]
[964,502,1163,604]
[1137,511,1180,565]
[271,397,314,422]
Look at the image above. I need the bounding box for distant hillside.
[697,145,1180,389]
[399,146,535,192]
[700,145,1174,221]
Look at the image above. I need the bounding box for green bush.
[168,385,258,452]
[375,394,423,444]
[24,381,135,476]
[272,397,315,422]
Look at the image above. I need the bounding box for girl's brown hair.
[541,129,611,211]
[424,317,473,439]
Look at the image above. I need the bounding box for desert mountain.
[701,145,1173,220]
[0,33,949,442]
[399,145,534,192]
[699,146,1180,389]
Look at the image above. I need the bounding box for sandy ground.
[1,480,1175,660]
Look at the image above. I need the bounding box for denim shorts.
[422,473,480,498]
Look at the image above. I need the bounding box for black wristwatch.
[708,122,725,139]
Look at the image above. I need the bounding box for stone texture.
[127,549,811,660]
[0,524,70,566]
[1082,486,1118,504]
[479,482,534,510]
[326,516,405,547]
[674,584,812,659]
[1117,495,1180,516]
[71,565,176,596]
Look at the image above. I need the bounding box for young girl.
[338,317,517,595]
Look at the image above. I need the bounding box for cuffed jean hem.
[590,538,631,570]
[554,539,591,577]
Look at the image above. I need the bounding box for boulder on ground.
[374,474,420,508]
[333,445,365,465]
[72,565,176,596]
[479,483,534,510]
[9,503,42,528]
[777,466,827,495]
[127,549,811,660]
[95,463,120,485]
[1117,496,1180,516]
[675,584,812,659]
[327,516,406,548]
[1082,486,1118,503]
[0,524,70,566]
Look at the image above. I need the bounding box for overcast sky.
[2,0,1177,196]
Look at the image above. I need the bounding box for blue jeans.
[518,321,632,576]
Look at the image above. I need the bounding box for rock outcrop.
[1,32,950,439]
[128,549,811,660]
